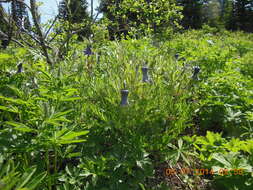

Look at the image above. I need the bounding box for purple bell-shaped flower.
[120,89,129,106]
[192,66,200,80]
[175,53,179,60]
[17,63,23,73]
[84,45,93,56]
[141,66,150,83]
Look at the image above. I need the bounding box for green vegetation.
[0,0,253,189]
[0,29,253,189]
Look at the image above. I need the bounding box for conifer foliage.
[58,0,92,39]
[58,0,90,24]
[11,0,30,29]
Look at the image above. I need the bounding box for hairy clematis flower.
[1,39,8,49]
[175,53,179,60]
[192,66,200,80]
[142,66,150,83]
[17,63,23,73]
[84,45,93,56]
[120,89,129,106]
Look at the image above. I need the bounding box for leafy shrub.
[184,132,253,190]
[239,52,253,78]
[197,63,253,136]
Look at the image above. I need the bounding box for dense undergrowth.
[0,29,253,190]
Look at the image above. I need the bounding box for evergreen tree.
[0,3,9,48]
[232,0,253,32]
[177,0,205,29]
[11,0,30,29]
[58,0,91,39]
[58,0,90,23]
[0,3,7,32]
[203,0,223,28]
[223,0,234,29]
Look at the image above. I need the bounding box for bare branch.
[44,15,59,40]
[0,29,24,47]
[30,0,53,65]
[92,11,102,24]
[48,31,60,43]
[0,4,10,24]
[90,0,93,19]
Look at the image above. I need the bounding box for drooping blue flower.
[175,53,179,60]
[142,66,150,83]
[17,63,23,73]
[120,89,129,106]
[84,45,94,56]
[192,66,201,80]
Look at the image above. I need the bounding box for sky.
[3,0,100,23]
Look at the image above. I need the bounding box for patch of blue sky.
[2,0,100,23]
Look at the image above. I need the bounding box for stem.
[46,149,52,190]
[90,0,93,19]
[53,133,57,174]
[25,153,28,167]
[54,147,57,188]
[30,0,53,65]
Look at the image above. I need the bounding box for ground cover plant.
[0,28,253,190]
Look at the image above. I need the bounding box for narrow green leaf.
[51,110,73,119]
[212,153,231,167]
[6,85,24,98]
[16,167,37,188]
[26,172,47,190]
[59,139,86,144]
[5,121,34,133]
[60,131,89,140]
[60,97,81,102]
[0,96,28,105]
[139,183,146,190]
[0,105,19,113]
[38,69,52,80]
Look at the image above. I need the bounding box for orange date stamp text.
[165,168,244,176]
